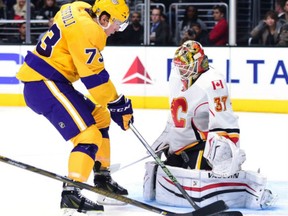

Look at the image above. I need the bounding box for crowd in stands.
[107,2,229,46]
[0,0,288,46]
[0,0,60,20]
[0,0,61,43]
[249,0,288,46]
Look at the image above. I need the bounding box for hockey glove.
[108,94,134,131]
[151,121,172,157]
[204,134,246,177]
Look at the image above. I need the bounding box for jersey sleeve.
[64,3,118,106]
[206,76,240,145]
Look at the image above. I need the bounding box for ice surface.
[0,107,287,216]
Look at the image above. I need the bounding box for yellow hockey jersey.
[17,1,118,106]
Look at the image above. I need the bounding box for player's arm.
[203,81,246,177]
[68,33,133,130]
[67,33,117,105]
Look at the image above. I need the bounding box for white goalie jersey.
[145,66,275,209]
[154,66,240,155]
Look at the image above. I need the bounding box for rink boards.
[0,45,287,113]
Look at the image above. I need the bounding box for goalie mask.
[173,40,209,90]
[92,0,129,31]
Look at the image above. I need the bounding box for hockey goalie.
[143,40,276,209]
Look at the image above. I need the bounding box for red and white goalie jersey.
[156,66,240,155]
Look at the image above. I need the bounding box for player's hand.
[108,94,134,130]
[151,122,172,157]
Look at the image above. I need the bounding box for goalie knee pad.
[143,161,158,201]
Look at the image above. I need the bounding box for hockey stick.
[0,154,241,216]
[130,123,230,215]
[0,154,242,216]
[110,145,169,173]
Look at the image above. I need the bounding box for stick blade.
[215,211,243,216]
[191,200,228,216]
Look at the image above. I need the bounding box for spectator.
[9,22,36,44]
[5,0,16,11]
[0,0,7,19]
[107,11,144,46]
[12,0,35,20]
[36,0,59,20]
[177,5,207,45]
[250,10,284,46]
[121,11,144,45]
[275,0,286,19]
[277,23,288,46]
[32,0,44,10]
[152,0,178,37]
[150,7,169,45]
[209,5,228,46]
[179,27,196,44]
[4,0,15,19]
[180,22,210,47]
[191,22,210,46]
[160,11,173,45]
[37,17,54,43]
[106,31,123,45]
[282,0,288,22]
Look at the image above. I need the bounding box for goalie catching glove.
[204,133,246,177]
[108,94,134,130]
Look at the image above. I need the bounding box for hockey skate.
[61,183,104,216]
[93,161,128,205]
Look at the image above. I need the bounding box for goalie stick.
[110,145,169,173]
[130,123,243,216]
[0,154,242,216]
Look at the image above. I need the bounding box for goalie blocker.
[144,161,276,209]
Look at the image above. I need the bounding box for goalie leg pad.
[244,171,277,209]
[155,166,204,207]
[153,166,273,209]
[143,161,158,201]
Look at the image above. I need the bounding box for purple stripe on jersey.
[99,127,109,139]
[23,81,96,141]
[71,143,98,160]
[81,69,109,89]
[24,51,69,83]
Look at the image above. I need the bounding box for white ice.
[0,107,287,216]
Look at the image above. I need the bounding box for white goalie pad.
[203,133,246,177]
[143,161,158,201]
[150,164,273,209]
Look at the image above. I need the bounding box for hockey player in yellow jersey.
[16,0,132,214]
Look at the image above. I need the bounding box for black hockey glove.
[108,94,134,131]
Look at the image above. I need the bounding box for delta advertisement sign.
[0,46,288,101]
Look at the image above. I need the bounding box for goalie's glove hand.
[204,134,246,177]
[152,141,169,158]
[151,122,172,157]
[108,94,134,131]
